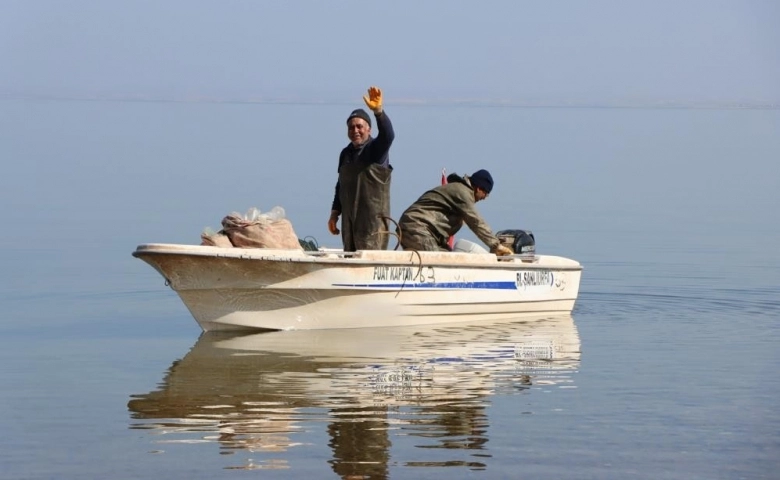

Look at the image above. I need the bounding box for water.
[1,99,778,479]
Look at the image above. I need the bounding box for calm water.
[1,99,778,479]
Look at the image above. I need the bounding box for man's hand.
[363,86,383,114]
[494,244,513,256]
[328,211,340,235]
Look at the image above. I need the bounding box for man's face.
[347,118,371,146]
[474,187,490,202]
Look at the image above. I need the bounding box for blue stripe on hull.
[331,281,517,289]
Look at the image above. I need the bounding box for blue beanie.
[470,169,494,194]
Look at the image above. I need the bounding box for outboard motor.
[496,229,536,255]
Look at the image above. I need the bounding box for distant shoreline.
[1,92,777,110]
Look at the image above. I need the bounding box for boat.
[132,237,582,331]
[128,315,581,457]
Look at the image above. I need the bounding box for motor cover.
[496,229,535,255]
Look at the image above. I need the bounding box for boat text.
[516,270,553,288]
[373,266,415,282]
[372,265,436,284]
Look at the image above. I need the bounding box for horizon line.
[1,92,778,110]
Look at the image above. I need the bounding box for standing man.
[328,86,395,251]
[397,169,513,255]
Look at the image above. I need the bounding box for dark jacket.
[332,111,395,251]
[398,173,500,252]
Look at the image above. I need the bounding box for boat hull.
[133,244,582,331]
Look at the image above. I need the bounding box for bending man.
[328,86,395,251]
[397,169,513,255]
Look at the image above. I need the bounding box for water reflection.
[129,315,580,475]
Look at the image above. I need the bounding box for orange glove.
[494,244,513,256]
[363,86,383,113]
[328,211,340,235]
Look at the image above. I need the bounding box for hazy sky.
[1,0,778,103]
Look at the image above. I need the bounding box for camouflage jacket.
[398,173,499,251]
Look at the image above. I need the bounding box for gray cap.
[346,108,371,127]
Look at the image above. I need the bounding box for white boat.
[133,241,582,331]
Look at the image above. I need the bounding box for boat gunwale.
[132,243,583,272]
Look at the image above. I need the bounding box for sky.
[1,0,779,105]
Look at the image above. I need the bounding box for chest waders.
[338,162,392,251]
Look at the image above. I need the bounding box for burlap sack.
[221,214,302,249]
[200,232,233,247]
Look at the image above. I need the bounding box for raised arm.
[363,86,395,162]
[372,110,395,154]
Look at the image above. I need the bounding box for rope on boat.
[374,215,427,297]
[298,235,320,251]
[373,214,403,251]
[396,249,424,298]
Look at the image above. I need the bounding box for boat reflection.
[128,315,580,475]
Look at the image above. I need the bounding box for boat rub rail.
[133,244,582,271]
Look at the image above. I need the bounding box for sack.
[200,231,233,247]
[221,214,302,250]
